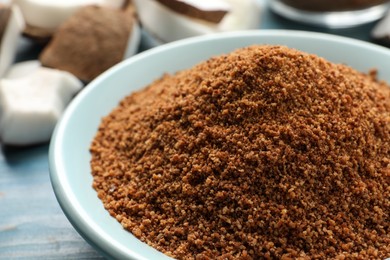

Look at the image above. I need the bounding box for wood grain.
[0,144,103,259]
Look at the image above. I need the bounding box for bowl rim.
[49,29,390,259]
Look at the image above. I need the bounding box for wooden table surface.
[0,2,385,259]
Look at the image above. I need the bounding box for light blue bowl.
[49,30,390,259]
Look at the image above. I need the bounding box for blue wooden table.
[0,3,385,259]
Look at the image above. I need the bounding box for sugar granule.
[90,45,390,259]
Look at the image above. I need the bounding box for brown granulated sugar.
[90,45,390,259]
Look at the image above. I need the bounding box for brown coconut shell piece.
[39,5,135,82]
[155,0,229,23]
[22,1,132,44]
[23,23,53,44]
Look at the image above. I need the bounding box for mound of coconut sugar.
[90,45,390,259]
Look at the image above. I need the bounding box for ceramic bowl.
[49,30,390,259]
